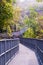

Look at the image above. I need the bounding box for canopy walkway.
[12,26,28,36]
[8,44,39,65]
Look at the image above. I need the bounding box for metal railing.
[0,38,19,65]
[20,38,43,65]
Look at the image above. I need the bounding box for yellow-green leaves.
[23,28,36,38]
[23,8,41,39]
[14,7,21,23]
[0,1,14,36]
[6,0,13,3]
[36,0,42,2]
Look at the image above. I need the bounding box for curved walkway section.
[8,44,39,65]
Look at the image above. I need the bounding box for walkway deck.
[8,44,39,65]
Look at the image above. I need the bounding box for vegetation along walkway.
[8,44,39,65]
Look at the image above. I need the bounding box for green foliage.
[23,8,41,39]
[29,8,38,18]
[7,25,12,36]
[0,1,14,36]
[39,16,43,20]
[36,0,42,2]
[23,28,36,38]
[24,16,29,26]
[6,0,13,3]
[14,7,21,23]
[0,2,14,21]
[13,0,16,3]
[36,29,43,39]
[23,17,39,38]
[37,16,43,29]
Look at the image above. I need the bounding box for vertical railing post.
[0,38,19,65]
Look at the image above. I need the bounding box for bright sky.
[17,0,37,9]
[20,0,25,2]
[19,0,36,3]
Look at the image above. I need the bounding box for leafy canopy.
[23,8,40,38]
[0,1,14,36]
[36,0,42,2]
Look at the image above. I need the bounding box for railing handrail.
[0,38,19,42]
[37,46,43,53]
[0,38,19,65]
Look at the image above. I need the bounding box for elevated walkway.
[8,44,39,65]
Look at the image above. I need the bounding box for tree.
[23,8,40,38]
[0,0,14,36]
[38,16,43,29]
[13,0,16,3]
[6,0,16,3]
[36,16,43,39]
[14,7,21,23]
[23,28,36,38]
[36,0,42,2]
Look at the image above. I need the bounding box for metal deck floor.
[8,44,39,65]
